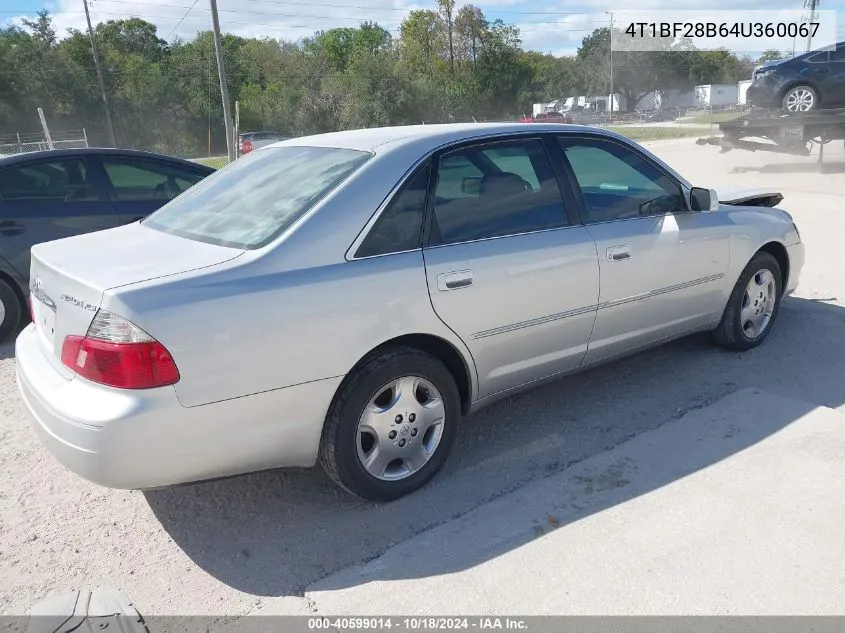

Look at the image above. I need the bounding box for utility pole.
[804,0,819,52]
[233,100,240,159]
[37,108,54,150]
[606,11,614,124]
[210,0,235,163]
[83,0,117,146]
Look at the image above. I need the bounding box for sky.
[2,0,844,56]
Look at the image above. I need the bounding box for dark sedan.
[747,42,845,112]
[0,148,213,340]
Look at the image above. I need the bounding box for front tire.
[0,279,23,343]
[782,85,818,112]
[713,252,783,351]
[319,347,460,501]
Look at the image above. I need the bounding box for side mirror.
[690,187,719,212]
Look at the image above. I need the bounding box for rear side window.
[143,146,372,249]
[356,165,430,258]
[101,158,206,202]
[430,139,567,245]
[435,154,483,199]
[481,145,541,190]
[0,158,99,202]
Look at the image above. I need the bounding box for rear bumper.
[15,324,342,489]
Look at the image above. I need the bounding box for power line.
[83,0,117,145]
[166,0,202,40]
[0,7,611,29]
[23,0,625,17]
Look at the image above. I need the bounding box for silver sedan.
[16,123,804,501]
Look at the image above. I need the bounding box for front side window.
[559,137,687,224]
[143,146,372,249]
[0,158,99,202]
[101,158,206,202]
[430,139,567,245]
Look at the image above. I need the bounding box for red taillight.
[242,139,253,154]
[61,311,179,389]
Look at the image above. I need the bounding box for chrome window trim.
[345,127,692,260]
[423,223,583,251]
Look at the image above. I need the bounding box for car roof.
[791,40,845,60]
[303,122,690,190]
[275,122,627,153]
[0,147,214,171]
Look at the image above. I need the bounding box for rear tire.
[782,85,818,112]
[0,279,22,343]
[319,347,460,502]
[713,252,783,351]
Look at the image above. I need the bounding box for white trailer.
[738,80,753,106]
[663,89,695,108]
[532,103,549,117]
[695,84,740,108]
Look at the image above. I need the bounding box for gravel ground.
[2,138,845,616]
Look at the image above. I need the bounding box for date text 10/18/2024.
[308,618,528,630]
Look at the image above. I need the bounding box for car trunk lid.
[28,222,242,374]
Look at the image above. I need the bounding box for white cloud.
[509,12,606,55]
[7,0,842,51]
[8,0,418,42]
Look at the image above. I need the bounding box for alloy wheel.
[785,88,815,112]
[356,376,446,481]
[741,269,777,339]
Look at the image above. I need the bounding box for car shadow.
[0,321,28,360]
[145,295,845,598]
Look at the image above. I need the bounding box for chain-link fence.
[0,130,89,155]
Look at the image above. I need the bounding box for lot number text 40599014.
[307,617,529,630]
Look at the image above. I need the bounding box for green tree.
[454,5,486,68]
[0,8,757,153]
[438,0,456,74]
[399,10,442,77]
[758,49,787,63]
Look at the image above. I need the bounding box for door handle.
[606,246,631,261]
[0,221,24,236]
[437,269,474,291]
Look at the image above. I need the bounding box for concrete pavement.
[301,388,845,615]
[4,138,845,617]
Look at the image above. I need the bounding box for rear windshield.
[143,146,371,249]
